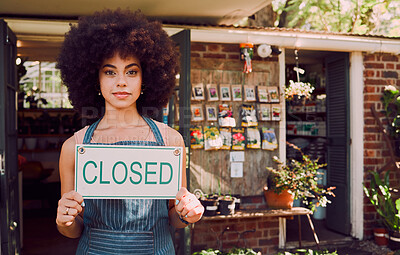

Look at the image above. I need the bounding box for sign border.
[75,144,182,199]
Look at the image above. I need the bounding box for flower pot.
[200,199,218,216]
[263,188,294,209]
[374,227,388,246]
[389,230,400,250]
[218,199,235,215]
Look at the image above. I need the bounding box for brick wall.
[189,42,280,254]
[363,53,400,238]
[191,195,278,254]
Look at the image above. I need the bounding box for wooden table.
[200,207,319,249]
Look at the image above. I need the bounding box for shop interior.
[16,46,349,253]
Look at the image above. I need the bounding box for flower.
[285,80,314,100]
[381,85,400,138]
[266,142,335,212]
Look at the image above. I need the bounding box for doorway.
[284,49,351,245]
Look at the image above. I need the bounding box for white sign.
[75,144,183,199]
[230,151,245,162]
[230,162,243,178]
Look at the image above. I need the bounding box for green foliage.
[381,85,400,139]
[272,0,400,36]
[276,249,338,255]
[193,248,260,255]
[266,143,335,212]
[363,170,400,231]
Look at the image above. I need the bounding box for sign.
[75,144,183,199]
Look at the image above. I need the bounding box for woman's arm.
[56,136,85,238]
[166,127,204,227]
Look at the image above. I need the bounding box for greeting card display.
[268,86,279,103]
[244,85,256,102]
[220,128,232,150]
[220,84,231,101]
[231,85,243,101]
[231,128,246,151]
[205,105,218,121]
[191,105,204,121]
[246,127,261,149]
[261,127,278,150]
[190,126,204,149]
[192,83,205,101]
[259,104,271,121]
[257,86,269,102]
[218,104,236,127]
[206,84,219,101]
[241,104,258,127]
[204,126,223,151]
[271,104,281,121]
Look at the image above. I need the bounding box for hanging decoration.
[240,43,254,73]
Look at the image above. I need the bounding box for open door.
[325,52,351,235]
[0,20,20,254]
[170,29,191,255]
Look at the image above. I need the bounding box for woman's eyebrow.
[125,63,140,69]
[102,64,116,69]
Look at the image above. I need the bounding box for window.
[19,61,72,109]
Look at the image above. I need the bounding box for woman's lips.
[113,92,130,99]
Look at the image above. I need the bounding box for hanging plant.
[284,80,315,101]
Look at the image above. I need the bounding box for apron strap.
[82,116,165,146]
[82,118,102,144]
[143,117,165,146]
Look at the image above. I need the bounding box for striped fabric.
[76,117,175,255]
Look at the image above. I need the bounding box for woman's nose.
[116,76,127,87]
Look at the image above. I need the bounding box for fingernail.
[175,199,179,205]
[81,201,85,207]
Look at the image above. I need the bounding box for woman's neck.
[100,107,144,129]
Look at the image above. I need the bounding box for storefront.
[1,17,400,254]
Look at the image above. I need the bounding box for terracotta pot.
[263,187,294,209]
[374,227,388,246]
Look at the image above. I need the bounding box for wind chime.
[240,43,254,73]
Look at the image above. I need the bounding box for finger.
[56,214,75,226]
[63,191,84,205]
[186,205,205,218]
[66,207,79,217]
[180,200,200,217]
[175,193,196,212]
[175,187,189,201]
[63,200,83,213]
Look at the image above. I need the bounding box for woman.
[55,9,204,254]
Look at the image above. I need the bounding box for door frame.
[349,51,364,239]
[0,19,20,255]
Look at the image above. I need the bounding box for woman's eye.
[105,70,115,75]
[126,70,138,75]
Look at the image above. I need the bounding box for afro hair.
[57,9,179,118]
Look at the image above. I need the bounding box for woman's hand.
[175,187,204,223]
[56,191,84,227]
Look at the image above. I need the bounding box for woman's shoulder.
[73,126,90,144]
[150,119,184,147]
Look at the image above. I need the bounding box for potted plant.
[265,142,335,212]
[364,170,400,249]
[218,194,236,215]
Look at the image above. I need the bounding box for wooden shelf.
[287,134,326,138]
[18,134,71,138]
[19,148,61,153]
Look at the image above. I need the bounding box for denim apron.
[75,117,175,255]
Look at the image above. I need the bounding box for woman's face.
[99,53,142,111]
